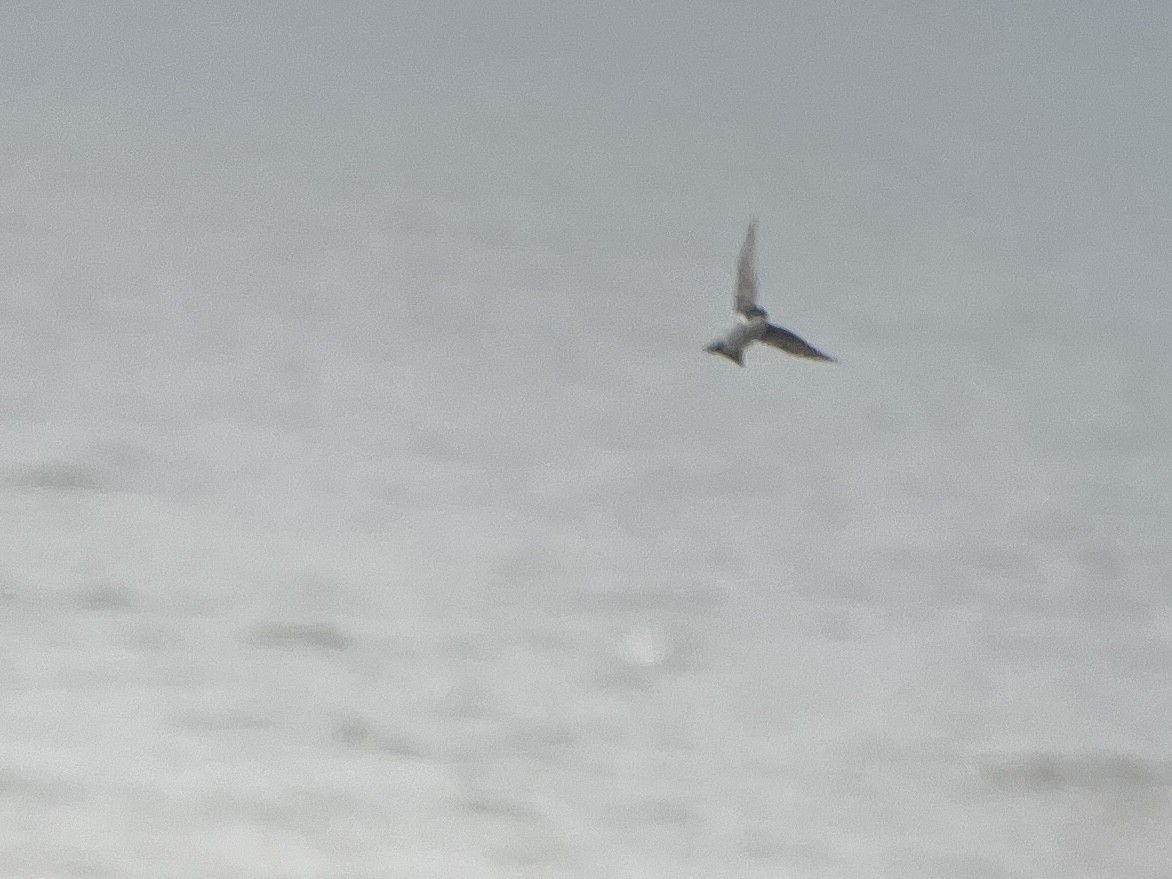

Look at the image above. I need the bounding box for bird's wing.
[761,324,836,362]
[734,220,758,315]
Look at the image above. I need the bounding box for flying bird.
[705,221,836,366]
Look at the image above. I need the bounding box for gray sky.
[2,3,1170,874]
[3,2,1168,577]
[6,2,1168,348]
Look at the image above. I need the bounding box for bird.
[705,221,836,367]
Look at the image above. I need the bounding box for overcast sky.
[2,2,1170,875]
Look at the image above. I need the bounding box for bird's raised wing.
[734,220,758,315]
[761,324,836,362]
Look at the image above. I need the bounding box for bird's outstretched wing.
[734,220,758,316]
[761,324,836,362]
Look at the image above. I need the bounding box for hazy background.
[2,2,1170,876]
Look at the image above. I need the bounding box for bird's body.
[707,313,767,366]
[705,221,835,366]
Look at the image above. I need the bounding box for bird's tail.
[705,340,744,366]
